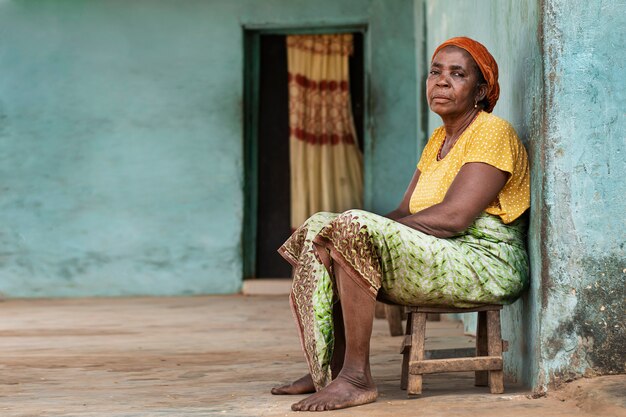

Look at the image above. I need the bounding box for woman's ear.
[476,83,488,103]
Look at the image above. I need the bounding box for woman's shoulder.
[428,125,446,138]
[424,125,445,148]
[474,112,518,138]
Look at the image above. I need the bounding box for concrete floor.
[0,295,623,417]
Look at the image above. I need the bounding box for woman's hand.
[396,162,508,238]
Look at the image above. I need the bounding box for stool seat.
[400,304,507,396]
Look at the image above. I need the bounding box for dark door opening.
[252,32,365,278]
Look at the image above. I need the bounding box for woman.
[272,37,530,412]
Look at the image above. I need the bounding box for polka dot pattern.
[409,112,530,223]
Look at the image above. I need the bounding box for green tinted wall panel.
[0,0,418,296]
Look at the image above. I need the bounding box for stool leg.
[426,313,441,321]
[407,312,426,396]
[400,312,413,390]
[375,301,387,319]
[475,311,488,386]
[385,304,404,336]
[487,310,504,394]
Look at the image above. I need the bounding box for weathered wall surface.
[0,0,418,296]
[422,0,543,388]
[0,1,240,296]
[540,0,626,386]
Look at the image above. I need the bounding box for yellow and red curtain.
[287,34,363,229]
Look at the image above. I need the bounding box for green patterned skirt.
[278,209,528,390]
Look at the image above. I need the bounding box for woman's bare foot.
[290,371,377,411]
[271,374,316,395]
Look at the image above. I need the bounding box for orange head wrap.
[432,37,500,113]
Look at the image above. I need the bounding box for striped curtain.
[287,34,364,229]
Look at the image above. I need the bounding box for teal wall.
[422,0,543,388]
[539,0,626,385]
[0,0,418,296]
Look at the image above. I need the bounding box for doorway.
[244,29,366,279]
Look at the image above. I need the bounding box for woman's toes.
[291,400,304,411]
[271,385,290,395]
[272,374,316,396]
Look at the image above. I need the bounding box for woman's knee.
[330,210,366,231]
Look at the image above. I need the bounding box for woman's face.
[427,46,485,118]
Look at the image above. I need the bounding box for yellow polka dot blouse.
[409,111,530,224]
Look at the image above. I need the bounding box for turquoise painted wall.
[422,0,543,388]
[0,1,418,296]
[539,0,626,385]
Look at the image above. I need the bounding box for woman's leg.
[270,301,346,395]
[272,212,341,394]
[273,210,383,406]
[271,245,345,395]
[290,264,378,411]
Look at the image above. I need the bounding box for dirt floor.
[0,295,623,417]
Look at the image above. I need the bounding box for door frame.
[242,24,370,279]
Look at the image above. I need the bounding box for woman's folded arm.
[396,162,509,238]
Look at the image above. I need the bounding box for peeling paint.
[540,0,626,388]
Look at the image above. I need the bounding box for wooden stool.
[379,304,440,336]
[400,305,508,396]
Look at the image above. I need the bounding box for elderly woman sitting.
[272,37,530,412]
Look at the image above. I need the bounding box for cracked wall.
[539,0,626,387]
